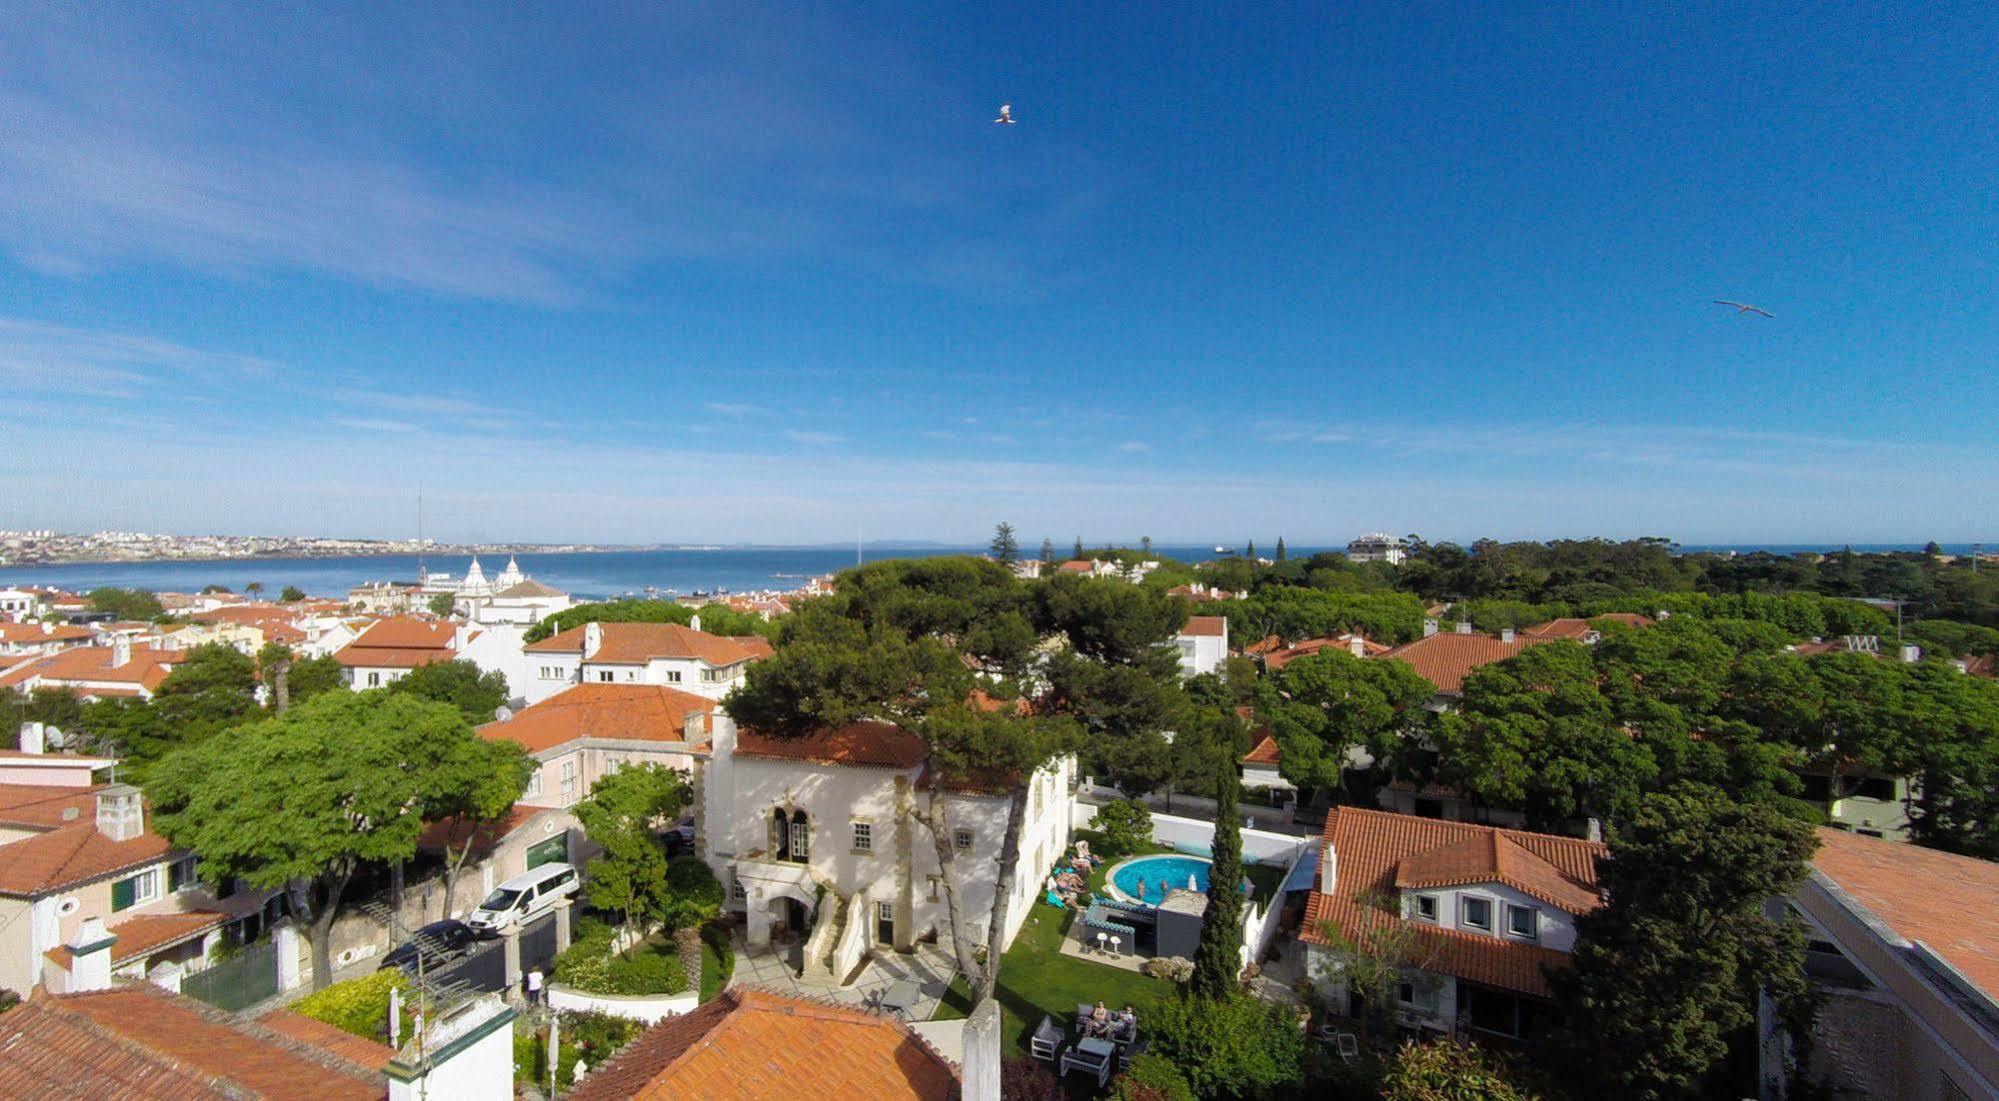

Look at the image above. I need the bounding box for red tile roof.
[47,909,226,969]
[525,622,765,667]
[0,645,185,693]
[332,616,457,669]
[0,817,176,896]
[1262,635,1391,670]
[1392,831,1602,912]
[1181,616,1226,638]
[480,683,715,754]
[1242,735,1282,766]
[1056,560,1096,573]
[1521,618,1593,640]
[417,803,544,858]
[1301,806,1604,998]
[1812,827,1999,997]
[0,984,383,1100]
[0,782,101,829]
[735,721,928,770]
[1381,632,1548,694]
[256,1010,395,1071]
[566,986,958,1101]
[0,622,93,645]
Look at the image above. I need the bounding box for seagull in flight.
[1714,300,1774,318]
[994,103,1016,125]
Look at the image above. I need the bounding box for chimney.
[684,710,711,749]
[19,721,44,754]
[961,998,1002,1101]
[1423,618,1439,638]
[386,992,518,1101]
[111,633,132,668]
[582,621,603,660]
[1454,621,1473,635]
[1501,627,1516,644]
[65,917,117,993]
[40,621,52,635]
[1348,635,1366,658]
[1900,644,1921,663]
[688,613,701,634]
[95,783,144,842]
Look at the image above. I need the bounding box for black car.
[379,920,475,973]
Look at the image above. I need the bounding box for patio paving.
[725,928,962,1022]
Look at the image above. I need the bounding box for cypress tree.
[1190,757,1246,1000]
[1073,536,1085,560]
[1275,537,1287,561]
[1246,539,1256,560]
[1040,538,1056,565]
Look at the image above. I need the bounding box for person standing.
[525,967,544,1007]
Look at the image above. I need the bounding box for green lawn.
[933,828,1297,1058]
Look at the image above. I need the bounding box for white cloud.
[0,316,272,397]
[705,401,762,417]
[330,417,419,433]
[1117,441,1150,453]
[785,430,845,446]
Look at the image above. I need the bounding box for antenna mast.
[416,483,426,584]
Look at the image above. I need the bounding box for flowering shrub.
[291,968,416,1040]
[1141,955,1194,983]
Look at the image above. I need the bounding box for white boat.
[1214,545,1229,554]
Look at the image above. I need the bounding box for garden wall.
[545,983,698,1023]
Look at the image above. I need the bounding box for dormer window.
[1413,894,1438,923]
[1461,895,1493,931]
[1506,904,1539,940]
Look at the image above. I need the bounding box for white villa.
[1302,806,1604,1043]
[447,557,574,626]
[1175,614,1228,678]
[520,620,772,706]
[698,715,1077,985]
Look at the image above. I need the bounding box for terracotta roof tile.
[0,984,384,1100]
[0,782,101,829]
[1812,827,1999,998]
[416,803,544,857]
[331,617,456,668]
[255,1010,395,1071]
[524,622,764,667]
[735,721,927,770]
[1242,735,1282,766]
[46,909,227,970]
[479,683,715,754]
[1262,635,1390,670]
[1393,832,1601,912]
[1181,616,1226,638]
[1300,806,1604,998]
[1380,632,1549,693]
[0,645,185,693]
[0,818,177,897]
[0,622,93,644]
[567,986,958,1101]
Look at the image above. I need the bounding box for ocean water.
[0,541,1972,601]
[0,544,1266,601]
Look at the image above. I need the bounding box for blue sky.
[2,3,1993,546]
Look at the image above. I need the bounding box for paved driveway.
[421,912,560,995]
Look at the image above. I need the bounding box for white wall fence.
[545,983,699,1023]
[1071,801,1312,973]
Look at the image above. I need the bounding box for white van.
[467,862,579,937]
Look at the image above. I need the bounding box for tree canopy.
[388,658,511,723]
[148,689,527,988]
[1551,786,1818,1099]
[524,598,779,644]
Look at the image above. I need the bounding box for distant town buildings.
[1345,532,1407,565]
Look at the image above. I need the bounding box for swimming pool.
[1107,855,1214,906]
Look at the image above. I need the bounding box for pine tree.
[990,522,1020,565]
[1246,539,1256,560]
[1275,537,1286,562]
[1073,536,1084,560]
[1141,536,1152,556]
[1040,538,1056,565]
[1190,757,1246,1000]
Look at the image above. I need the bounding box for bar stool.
[1095,931,1107,955]
[1109,936,1121,956]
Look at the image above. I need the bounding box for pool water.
[1110,855,1213,905]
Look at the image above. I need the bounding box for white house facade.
[520,620,771,706]
[1176,615,1228,678]
[697,714,1075,986]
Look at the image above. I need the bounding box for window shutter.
[112,876,136,911]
